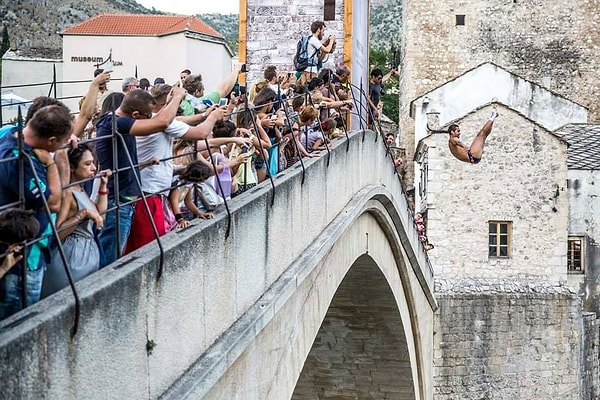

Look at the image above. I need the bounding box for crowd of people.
[0,19,419,322]
[415,212,434,251]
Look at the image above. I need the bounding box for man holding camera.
[299,21,336,84]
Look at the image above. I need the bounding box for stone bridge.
[0,130,436,399]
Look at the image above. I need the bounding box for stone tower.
[400,0,600,186]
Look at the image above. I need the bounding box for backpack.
[293,35,311,72]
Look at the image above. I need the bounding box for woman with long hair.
[41,144,111,298]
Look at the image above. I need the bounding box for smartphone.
[240,63,247,73]
[202,98,214,106]
[104,60,114,73]
[270,114,278,121]
[219,98,228,107]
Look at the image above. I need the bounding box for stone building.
[556,124,600,316]
[401,0,600,186]
[415,102,569,283]
[412,63,599,398]
[411,62,588,221]
[414,100,600,397]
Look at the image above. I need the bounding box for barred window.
[567,237,584,273]
[489,221,511,258]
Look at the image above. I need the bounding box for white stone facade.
[60,33,232,112]
[1,52,63,123]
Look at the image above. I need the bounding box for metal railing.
[0,69,422,339]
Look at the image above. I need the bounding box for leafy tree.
[0,26,9,83]
[1,26,9,57]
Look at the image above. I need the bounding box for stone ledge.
[435,278,578,296]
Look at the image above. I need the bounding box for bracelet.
[98,190,109,195]
[45,161,56,168]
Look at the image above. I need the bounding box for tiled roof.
[555,124,600,170]
[60,14,223,38]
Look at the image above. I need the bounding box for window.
[489,221,511,258]
[419,157,428,199]
[456,15,465,26]
[568,236,584,273]
[324,0,336,21]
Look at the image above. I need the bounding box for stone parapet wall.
[434,278,591,399]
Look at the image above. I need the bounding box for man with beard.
[299,21,336,84]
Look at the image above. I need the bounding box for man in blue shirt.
[0,104,73,320]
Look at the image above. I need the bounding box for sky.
[136,0,239,15]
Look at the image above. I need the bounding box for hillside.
[200,13,240,54]
[0,0,158,58]
[370,0,402,51]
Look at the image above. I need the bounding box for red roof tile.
[61,14,223,38]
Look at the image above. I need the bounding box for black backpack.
[293,35,311,72]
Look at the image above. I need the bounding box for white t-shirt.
[307,36,322,74]
[136,119,189,194]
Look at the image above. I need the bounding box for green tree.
[369,47,399,124]
[1,26,9,56]
[0,26,9,83]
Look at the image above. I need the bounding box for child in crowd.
[169,161,215,228]
[0,208,40,279]
[321,118,341,142]
[299,105,330,153]
[211,120,253,198]
[41,144,111,298]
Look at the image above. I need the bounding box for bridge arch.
[179,183,435,400]
[292,253,417,399]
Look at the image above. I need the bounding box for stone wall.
[401,0,600,174]
[423,104,569,283]
[434,279,588,399]
[582,312,600,399]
